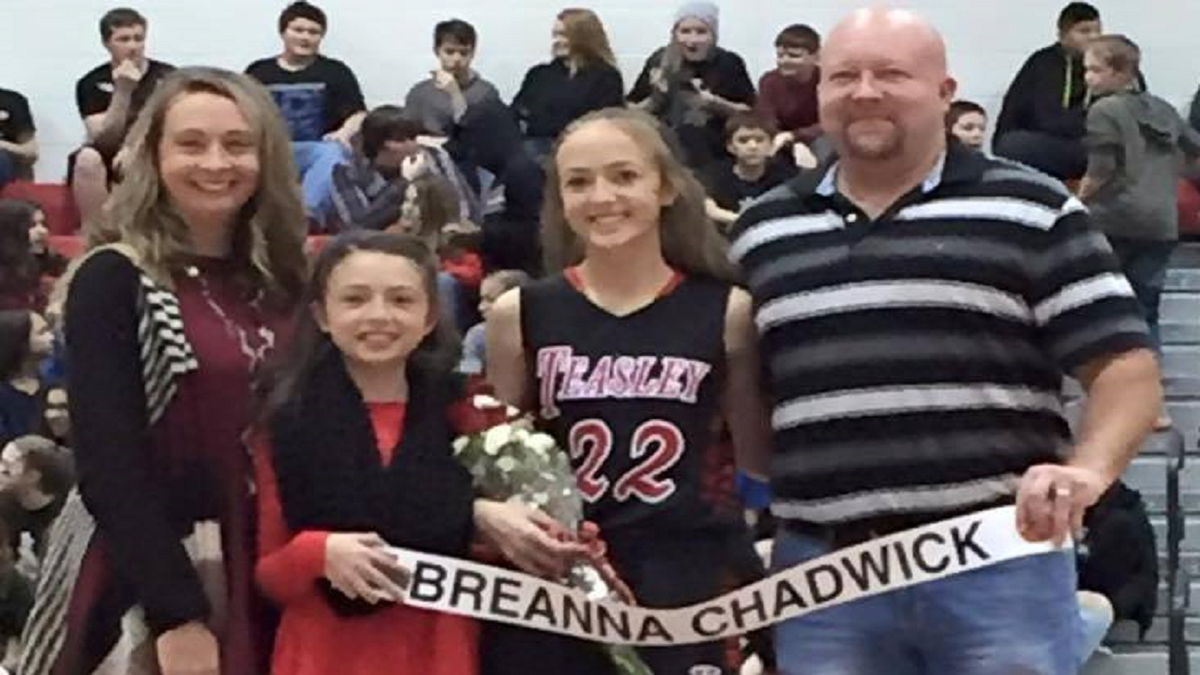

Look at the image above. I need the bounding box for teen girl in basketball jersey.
[487,107,772,675]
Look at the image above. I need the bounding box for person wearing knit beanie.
[673,1,719,62]
[628,0,756,167]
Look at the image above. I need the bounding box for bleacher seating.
[0,181,81,235]
[1077,244,1200,675]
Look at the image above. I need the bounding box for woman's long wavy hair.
[0,200,39,303]
[540,107,738,283]
[97,66,308,307]
[262,230,461,419]
[559,8,617,69]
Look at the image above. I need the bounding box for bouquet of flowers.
[453,394,653,675]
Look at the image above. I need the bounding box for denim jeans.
[772,526,1082,675]
[0,150,16,190]
[1107,237,1176,352]
[1077,591,1114,661]
[292,140,348,228]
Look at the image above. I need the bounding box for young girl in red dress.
[255,230,588,675]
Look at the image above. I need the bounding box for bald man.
[730,8,1160,674]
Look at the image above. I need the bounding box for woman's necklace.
[186,264,275,372]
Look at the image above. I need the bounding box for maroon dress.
[50,251,291,675]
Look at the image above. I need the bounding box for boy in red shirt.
[757,24,822,154]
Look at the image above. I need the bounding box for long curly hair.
[540,107,737,283]
[0,200,39,304]
[98,66,308,307]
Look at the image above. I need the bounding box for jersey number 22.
[567,419,685,504]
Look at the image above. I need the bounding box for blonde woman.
[20,67,307,675]
[512,8,625,163]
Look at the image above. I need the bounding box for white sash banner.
[388,506,1066,646]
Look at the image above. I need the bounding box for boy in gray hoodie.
[1080,34,1200,427]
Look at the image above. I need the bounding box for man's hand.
[113,59,143,92]
[1015,463,1111,545]
[433,69,460,93]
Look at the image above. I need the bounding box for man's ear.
[940,75,959,105]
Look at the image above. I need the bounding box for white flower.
[513,428,531,446]
[472,394,505,409]
[452,437,469,454]
[528,433,557,455]
[484,426,511,455]
[496,456,518,473]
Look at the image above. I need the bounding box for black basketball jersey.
[520,272,730,535]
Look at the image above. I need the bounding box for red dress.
[254,402,480,675]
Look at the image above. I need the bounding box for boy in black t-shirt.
[702,112,797,229]
[246,1,367,231]
[70,8,174,231]
[0,87,37,189]
[0,435,73,561]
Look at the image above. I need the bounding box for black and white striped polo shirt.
[731,144,1151,526]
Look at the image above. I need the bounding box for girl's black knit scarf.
[268,350,475,615]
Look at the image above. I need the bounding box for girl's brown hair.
[263,230,460,417]
[0,200,39,302]
[541,107,737,283]
[99,66,309,307]
[558,8,617,69]
[399,174,462,247]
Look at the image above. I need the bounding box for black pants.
[481,532,735,675]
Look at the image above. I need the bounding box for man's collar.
[814,142,983,198]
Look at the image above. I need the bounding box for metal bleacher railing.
[1168,426,1189,675]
